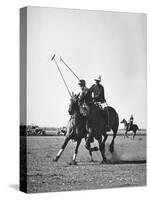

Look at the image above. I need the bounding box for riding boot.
[127,125,130,131]
[104,107,111,131]
[85,133,91,150]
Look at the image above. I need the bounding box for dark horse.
[120,118,139,139]
[53,94,98,165]
[53,94,119,164]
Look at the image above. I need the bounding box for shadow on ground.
[9,184,19,191]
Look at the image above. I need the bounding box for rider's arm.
[78,91,84,105]
[79,88,88,105]
[88,85,94,93]
[100,85,106,103]
[88,85,94,100]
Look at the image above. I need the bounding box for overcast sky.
[26,7,146,128]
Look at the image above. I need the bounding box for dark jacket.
[89,83,106,103]
[79,86,92,105]
[129,116,134,124]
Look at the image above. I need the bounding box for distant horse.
[120,118,139,139]
[53,94,98,165]
[53,94,119,164]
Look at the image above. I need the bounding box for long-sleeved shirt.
[89,83,106,103]
[129,116,134,124]
[79,86,92,105]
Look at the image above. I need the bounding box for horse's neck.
[124,120,128,126]
[72,109,81,118]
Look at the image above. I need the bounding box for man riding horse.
[78,75,110,150]
[89,75,110,131]
[53,77,119,163]
[128,114,134,131]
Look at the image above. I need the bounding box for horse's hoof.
[69,160,77,165]
[52,158,58,162]
[101,160,107,164]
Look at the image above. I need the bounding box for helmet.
[78,80,86,86]
[94,75,101,82]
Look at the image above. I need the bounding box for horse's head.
[120,118,126,124]
[68,93,80,115]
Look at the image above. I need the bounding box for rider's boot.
[85,133,91,150]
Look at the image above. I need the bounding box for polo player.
[89,75,110,132]
[78,80,93,106]
[128,114,134,130]
[78,79,94,149]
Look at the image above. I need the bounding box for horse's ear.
[71,92,75,97]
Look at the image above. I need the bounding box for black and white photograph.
[20,6,147,193]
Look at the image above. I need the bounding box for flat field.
[26,133,146,193]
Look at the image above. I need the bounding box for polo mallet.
[60,57,80,81]
[51,54,71,97]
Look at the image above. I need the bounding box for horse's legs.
[98,136,107,163]
[71,139,81,165]
[53,136,70,162]
[110,130,117,153]
[88,149,94,162]
[133,130,136,139]
[124,130,128,138]
[102,132,108,152]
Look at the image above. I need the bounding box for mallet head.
[51,54,56,61]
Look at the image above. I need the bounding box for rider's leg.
[85,128,92,150]
[128,122,131,131]
[85,118,92,150]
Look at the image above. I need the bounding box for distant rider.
[128,114,134,130]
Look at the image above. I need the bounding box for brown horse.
[53,94,119,164]
[53,94,98,165]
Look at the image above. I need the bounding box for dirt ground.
[26,134,146,193]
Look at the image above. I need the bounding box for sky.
[26,7,147,128]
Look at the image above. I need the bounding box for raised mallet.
[51,54,71,97]
[60,57,80,81]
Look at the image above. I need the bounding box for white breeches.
[101,103,107,109]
